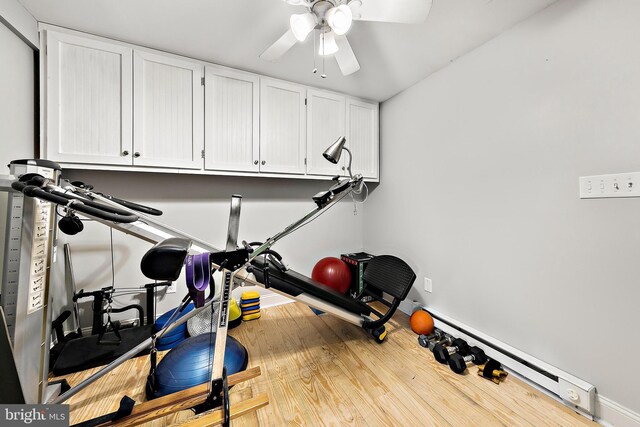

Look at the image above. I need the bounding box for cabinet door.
[133,51,204,169]
[306,90,345,177]
[204,66,259,172]
[346,98,379,179]
[46,31,133,165]
[259,79,306,174]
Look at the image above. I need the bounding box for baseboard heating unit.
[418,305,597,420]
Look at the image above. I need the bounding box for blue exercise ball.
[155,303,195,333]
[153,333,248,397]
[154,303,195,348]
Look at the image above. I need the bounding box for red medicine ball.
[312,257,352,294]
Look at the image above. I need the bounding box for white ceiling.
[19,0,556,102]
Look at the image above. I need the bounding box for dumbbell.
[433,338,469,364]
[418,330,449,350]
[448,346,487,374]
[478,359,508,384]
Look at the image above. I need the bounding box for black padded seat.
[140,238,191,281]
[251,258,371,316]
[362,255,416,301]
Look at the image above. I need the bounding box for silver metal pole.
[249,188,352,261]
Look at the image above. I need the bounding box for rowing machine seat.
[358,255,416,330]
[362,255,415,301]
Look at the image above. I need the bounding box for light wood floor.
[56,302,595,426]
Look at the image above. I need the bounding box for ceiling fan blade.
[260,29,298,61]
[349,0,433,24]
[334,35,360,76]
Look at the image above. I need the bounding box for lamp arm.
[343,146,353,179]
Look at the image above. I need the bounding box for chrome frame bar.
[10,176,367,405]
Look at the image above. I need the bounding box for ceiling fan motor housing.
[311,1,334,24]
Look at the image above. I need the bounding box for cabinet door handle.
[254,160,259,165]
[134,152,141,158]
[261,160,266,165]
[122,150,129,156]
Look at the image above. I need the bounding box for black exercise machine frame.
[72,281,170,337]
[9,172,410,426]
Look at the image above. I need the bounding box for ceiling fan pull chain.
[312,29,317,74]
[321,31,327,78]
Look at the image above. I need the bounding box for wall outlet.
[558,377,596,416]
[579,172,640,198]
[167,282,176,294]
[424,277,433,293]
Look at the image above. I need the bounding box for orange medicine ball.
[410,310,434,335]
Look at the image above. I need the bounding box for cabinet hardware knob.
[134,152,141,158]
[341,166,345,170]
[122,150,129,156]
[254,160,259,165]
[261,160,266,165]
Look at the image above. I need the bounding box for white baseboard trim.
[502,366,640,427]
[231,285,293,308]
[404,303,640,426]
[596,396,640,427]
[258,291,293,308]
[60,290,294,339]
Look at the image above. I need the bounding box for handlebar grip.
[15,183,139,223]
[72,290,83,302]
[98,193,163,216]
[11,180,28,192]
[18,173,49,187]
[49,190,133,216]
[70,201,139,223]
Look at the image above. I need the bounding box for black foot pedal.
[193,367,230,425]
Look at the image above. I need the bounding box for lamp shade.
[290,13,316,42]
[326,4,353,36]
[323,136,347,163]
[319,30,339,56]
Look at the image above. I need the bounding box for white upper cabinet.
[46,31,133,165]
[346,98,379,179]
[306,90,346,177]
[204,66,259,172]
[133,51,204,169]
[42,27,378,180]
[259,79,306,174]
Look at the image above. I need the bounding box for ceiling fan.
[260,0,433,77]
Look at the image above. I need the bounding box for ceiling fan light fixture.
[326,4,352,35]
[319,30,339,56]
[290,12,317,41]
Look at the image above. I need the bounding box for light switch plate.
[424,277,432,293]
[579,172,640,198]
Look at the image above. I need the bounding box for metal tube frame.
[7,175,370,406]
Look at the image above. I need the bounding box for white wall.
[0,0,38,48]
[0,20,35,288]
[367,0,640,416]
[53,170,363,327]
